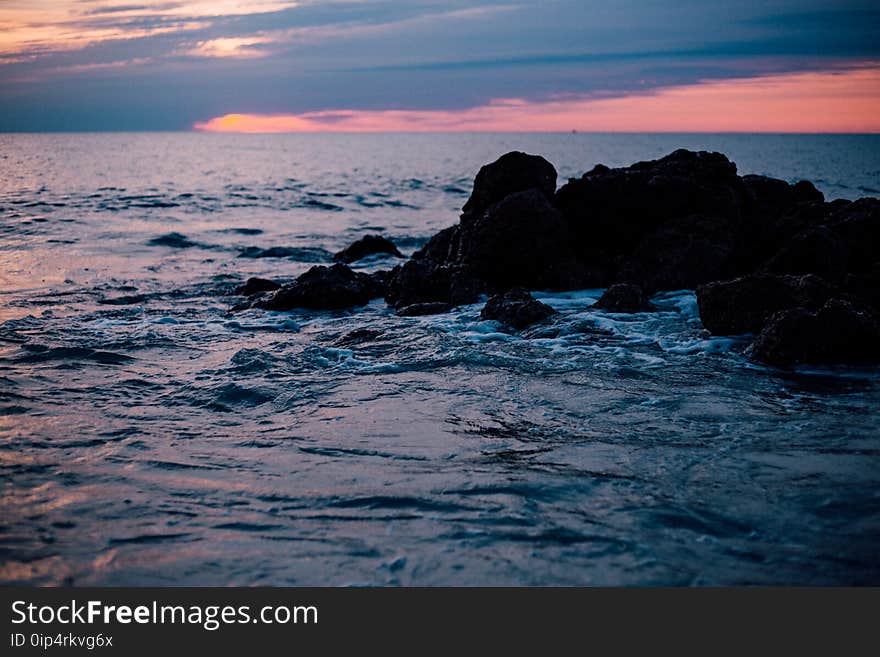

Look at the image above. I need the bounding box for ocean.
[1,132,879,585]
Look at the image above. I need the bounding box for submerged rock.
[397,301,452,316]
[593,283,655,313]
[238,246,332,261]
[233,277,281,296]
[480,288,555,329]
[255,264,381,311]
[334,328,383,346]
[749,299,880,366]
[148,232,199,249]
[333,234,403,263]
[696,273,836,335]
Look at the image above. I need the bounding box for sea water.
[1,132,879,585]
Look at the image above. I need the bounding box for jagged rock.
[462,151,557,219]
[233,277,281,296]
[555,150,744,274]
[696,273,836,335]
[749,299,880,366]
[397,302,452,316]
[593,283,655,313]
[480,288,556,329]
[333,234,403,263]
[255,264,380,311]
[455,189,584,290]
[385,259,482,309]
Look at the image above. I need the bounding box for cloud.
[194,64,880,133]
[186,36,274,58]
[2,1,880,130]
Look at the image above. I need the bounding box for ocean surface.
[1,133,879,586]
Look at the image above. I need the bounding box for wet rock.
[480,288,556,329]
[148,232,199,248]
[385,259,482,309]
[462,151,557,219]
[397,301,452,316]
[255,263,379,311]
[366,269,391,298]
[233,277,281,296]
[697,273,836,335]
[593,283,655,313]
[333,234,403,263]
[750,299,880,366]
[238,246,332,261]
[335,328,383,346]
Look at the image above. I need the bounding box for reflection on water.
[1,133,879,585]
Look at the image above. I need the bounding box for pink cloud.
[195,64,880,133]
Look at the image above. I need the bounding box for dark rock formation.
[593,283,655,313]
[237,148,879,366]
[462,151,557,219]
[333,234,403,263]
[618,213,740,291]
[750,299,880,366]
[456,189,584,290]
[554,149,745,288]
[385,259,482,309]
[397,301,452,316]
[696,274,836,335]
[233,277,281,296]
[480,288,556,329]
[255,264,381,311]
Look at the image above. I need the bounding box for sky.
[0,0,879,132]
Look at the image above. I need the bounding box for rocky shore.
[234,149,880,367]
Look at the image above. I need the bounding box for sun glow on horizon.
[194,65,880,134]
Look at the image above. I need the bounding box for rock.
[844,262,880,311]
[456,189,584,290]
[792,180,824,204]
[480,288,556,329]
[555,150,744,272]
[335,328,383,346]
[462,151,557,219]
[749,299,880,366]
[618,214,740,292]
[385,259,482,309]
[233,277,281,296]
[397,302,452,316]
[696,273,836,335]
[763,226,849,283]
[238,246,332,260]
[593,283,655,313]
[255,264,380,311]
[333,234,403,263]
[148,232,199,248]
[825,198,880,274]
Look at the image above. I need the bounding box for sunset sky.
[1,0,879,132]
